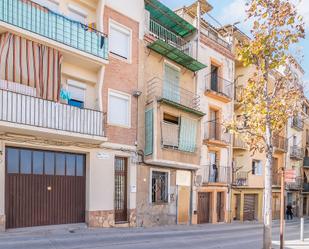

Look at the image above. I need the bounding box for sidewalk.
[273,239,309,249]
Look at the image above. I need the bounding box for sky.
[161,0,309,82]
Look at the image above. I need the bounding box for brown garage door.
[5,147,86,229]
[244,194,257,221]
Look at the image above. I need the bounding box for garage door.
[244,194,257,221]
[5,147,86,229]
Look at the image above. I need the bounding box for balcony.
[290,146,304,160]
[233,171,249,186]
[0,88,104,138]
[203,121,231,147]
[304,157,309,168]
[201,165,231,185]
[233,135,247,150]
[201,27,231,51]
[272,135,288,153]
[145,18,206,72]
[0,0,108,60]
[286,177,303,190]
[204,74,233,103]
[291,116,304,130]
[147,77,204,116]
[272,173,282,186]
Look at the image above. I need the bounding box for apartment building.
[176,1,234,224]
[137,0,206,227]
[0,0,144,230]
[302,99,309,217]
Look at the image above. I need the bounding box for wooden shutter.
[145,109,153,155]
[179,117,197,153]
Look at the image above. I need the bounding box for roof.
[180,0,213,17]
[147,39,207,72]
[145,0,196,37]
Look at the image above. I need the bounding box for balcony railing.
[0,0,108,60]
[272,135,288,152]
[272,173,282,186]
[286,177,303,190]
[205,74,233,100]
[161,121,179,149]
[0,88,104,137]
[204,121,231,144]
[147,77,200,111]
[233,135,247,149]
[290,146,304,160]
[304,157,309,167]
[201,28,231,51]
[291,116,304,130]
[233,171,249,186]
[304,183,309,192]
[147,19,193,57]
[202,165,231,184]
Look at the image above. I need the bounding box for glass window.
[152,171,168,203]
[108,91,130,127]
[67,82,86,108]
[55,153,65,176]
[76,155,84,176]
[66,154,76,176]
[7,148,19,174]
[44,152,55,175]
[20,149,32,174]
[109,23,131,59]
[252,160,262,176]
[33,151,44,175]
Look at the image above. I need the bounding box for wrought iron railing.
[233,171,249,186]
[0,0,108,60]
[272,135,288,152]
[286,177,303,190]
[205,74,233,99]
[0,88,104,136]
[291,116,304,130]
[147,77,200,111]
[233,135,247,149]
[204,121,231,144]
[272,173,281,186]
[290,146,304,159]
[202,165,231,184]
[161,121,179,149]
[304,157,309,167]
[201,28,231,51]
[147,19,193,57]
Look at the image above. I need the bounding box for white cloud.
[297,0,309,30]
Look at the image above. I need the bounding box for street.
[0,220,308,249]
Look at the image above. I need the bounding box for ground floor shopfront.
[231,188,263,222]
[193,185,229,224]
[0,140,137,231]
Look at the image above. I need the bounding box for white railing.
[0,89,104,137]
[202,165,231,184]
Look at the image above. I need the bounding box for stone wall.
[86,210,115,228]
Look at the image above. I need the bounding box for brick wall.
[103,6,140,146]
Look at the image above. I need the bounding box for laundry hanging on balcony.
[0,32,63,101]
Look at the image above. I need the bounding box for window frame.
[108,19,132,63]
[149,168,170,204]
[107,89,131,128]
[252,159,263,176]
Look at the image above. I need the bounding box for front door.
[164,64,180,103]
[114,157,127,223]
[177,186,190,224]
[198,192,211,224]
[244,194,257,221]
[216,192,225,222]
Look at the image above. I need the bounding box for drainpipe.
[97,0,105,33]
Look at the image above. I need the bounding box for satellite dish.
[195,175,202,186]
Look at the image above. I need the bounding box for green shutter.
[145,109,154,156]
[179,117,197,153]
[163,64,180,104]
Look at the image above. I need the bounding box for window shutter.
[179,117,197,153]
[110,26,129,59]
[145,109,154,156]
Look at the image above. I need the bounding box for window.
[108,90,130,127]
[109,21,131,60]
[32,0,59,12]
[7,148,19,174]
[252,160,262,176]
[151,171,169,204]
[162,113,179,148]
[210,64,219,92]
[20,149,32,174]
[67,4,87,23]
[67,80,86,108]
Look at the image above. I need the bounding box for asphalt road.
[0,219,308,249]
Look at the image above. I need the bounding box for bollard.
[300,217,304,242]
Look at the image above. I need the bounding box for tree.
[231,0,305,248]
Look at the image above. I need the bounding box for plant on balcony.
[227,1,305,248]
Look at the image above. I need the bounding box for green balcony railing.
[0,0,108,60]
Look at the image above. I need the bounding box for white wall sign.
[176,170,191,187]
[97,152,110,160]
[131,185,137,193]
